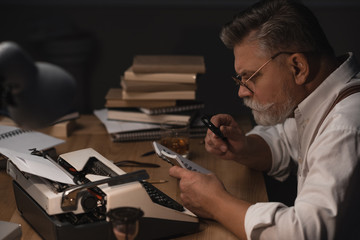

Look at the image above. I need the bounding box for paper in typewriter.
[0,125,73,184]
[1,147,75,184]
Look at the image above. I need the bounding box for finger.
[220,125,233,140]
[205,136,228,155]
[221,124,245,141]
[205,143,227,156]
[210,115,222,127]
[211,114,233,127]
[206,128,217,139]
[205,128,225,144]
[169,166,187,179]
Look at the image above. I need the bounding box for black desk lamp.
[0,41,76,129]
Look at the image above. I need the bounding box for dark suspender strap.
[310,85,360,145]
[329,85,360,111]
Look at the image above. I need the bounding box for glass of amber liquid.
[160,121,190,158]
[107,207,144,240]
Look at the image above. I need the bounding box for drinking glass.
[107,207,144,240]
[160,121,190,158]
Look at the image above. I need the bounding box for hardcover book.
[124,67,197,83]
[121,90,196,100]
[105,88,177,108]
[0,114,78,139]
[107,108,193,125]
[121,78,197,92]
[132,55,206,74]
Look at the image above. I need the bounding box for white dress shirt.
[244,53,360,239]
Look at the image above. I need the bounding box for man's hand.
[169,166,227,219]
[204,113,272,172]
[204,114,248,161]
[169,165,251,239]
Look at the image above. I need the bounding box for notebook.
[0,125,64,154]
[139,102,205,115]
[94,109,160,134]
[110,127,207,142]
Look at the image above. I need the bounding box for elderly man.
[169,0,360,239]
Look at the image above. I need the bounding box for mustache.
[243,97,274,112]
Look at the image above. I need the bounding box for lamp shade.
[0,41,76,129]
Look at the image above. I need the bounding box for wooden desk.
[0,115,267,240]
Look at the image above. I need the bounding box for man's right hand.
[204,114,247,161]
[204,114,272,172]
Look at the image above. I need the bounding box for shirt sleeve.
[244,126,360,240]
[246,118,299,182]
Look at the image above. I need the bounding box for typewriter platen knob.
[81,192,98,212]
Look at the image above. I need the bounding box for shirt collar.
[298,52,359,116]
[293,52,360,154]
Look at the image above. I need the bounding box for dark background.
[0,0,359,116]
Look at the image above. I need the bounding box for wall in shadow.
[0,2,359,116]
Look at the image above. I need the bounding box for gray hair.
[220,0,334,55]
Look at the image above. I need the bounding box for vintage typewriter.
[6,148,199,240]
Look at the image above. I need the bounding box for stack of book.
[105,55,205,107]
[98,55,208,142]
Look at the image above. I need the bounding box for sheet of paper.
[94,108,160,134]
[0,147,74,185]
[0,125,64,154]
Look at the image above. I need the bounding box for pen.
[115,160,160,168]
[141,150,155,157]
[145,179,168,184]
[201,115,227,141]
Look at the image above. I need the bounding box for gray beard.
[243,97,296,126]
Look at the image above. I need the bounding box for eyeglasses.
[232,51,296,94]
